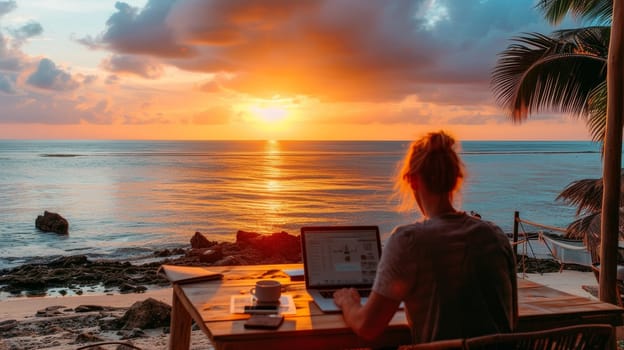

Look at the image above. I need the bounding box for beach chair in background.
[463,324,615,350]
[538,231,593,272]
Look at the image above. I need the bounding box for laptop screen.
[301,226,381,289]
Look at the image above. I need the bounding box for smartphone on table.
[243,314,284,330]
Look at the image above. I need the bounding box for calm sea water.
[0,140,605,270]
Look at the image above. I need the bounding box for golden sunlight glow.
[250,106,288,123]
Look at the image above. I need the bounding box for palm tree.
[520,0,624,303]
[491,24,610,142]
[492,0,624,304]
[491,0,615,234]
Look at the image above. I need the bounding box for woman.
[334,130,517,343]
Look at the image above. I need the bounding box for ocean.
[0,140,605,270]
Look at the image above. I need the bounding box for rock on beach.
[35,210,69,235]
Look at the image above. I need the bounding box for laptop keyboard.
[319,289,371,299]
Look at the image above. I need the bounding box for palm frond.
[587,80,607,143]
[491,32,607,122]
[556,178,604,215]
[556,170,624,214]
[565,213,600,254]
[553,26,611,58]
[536,0,612,25]
[566,210,624,243]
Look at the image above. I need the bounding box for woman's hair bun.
[426,131,455,153]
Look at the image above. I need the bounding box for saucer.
[254,299,281,306]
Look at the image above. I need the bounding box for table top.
[174,263,624,348]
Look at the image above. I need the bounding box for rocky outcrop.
[0,230,303,296]
[190,231,217,249]
[236,230,301,261]
[188,230,301,266]
[0,255,170,296]
[116,298,171,330]
[35,211,69,235]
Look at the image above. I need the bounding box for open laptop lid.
[301,225,381,290]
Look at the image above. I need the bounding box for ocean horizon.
[0,140,606,270]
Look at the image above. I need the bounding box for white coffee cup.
[250,280,281,303]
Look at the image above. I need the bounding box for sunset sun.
[251,106,288,123]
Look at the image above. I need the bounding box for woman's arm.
[333,289,401,341]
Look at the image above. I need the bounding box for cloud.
[10,21,43,42]
[81,74,98,85]
[89,1,195,58]
[105,74,120,85]
[0,1,16,17]
[101,54,164,79]
[0,72,15,93]
[78,99,114,124]
[123,112,171,125]
[447,113,498,126]
[26,58,80,91]
[74,34,100,50]
[0,33,25,71]
[86,0,557,104]
[0,4,42,72]
[0,92,90,124]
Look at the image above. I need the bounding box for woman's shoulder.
[386,222,428,243]
[391,222,426,235]
[474,217,506,236]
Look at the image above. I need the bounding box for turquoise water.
[0,140,604,269]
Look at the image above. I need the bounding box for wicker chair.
[463,324,615,350]
[398,339,464,350]
[75,342,143,350]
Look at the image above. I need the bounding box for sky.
[0,0,596,140]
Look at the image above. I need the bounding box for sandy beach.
[0,270,601,350]
[0,287,216,350]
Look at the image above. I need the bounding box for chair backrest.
[464,324,615,350]
[398,339,464,350]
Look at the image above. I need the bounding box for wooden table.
[168,264,624,350]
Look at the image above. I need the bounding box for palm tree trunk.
[599,0,624,305]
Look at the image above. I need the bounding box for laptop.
[301,225,382,313]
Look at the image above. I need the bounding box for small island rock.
[35,211,69,235]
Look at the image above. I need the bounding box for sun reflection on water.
[257,140,287,230]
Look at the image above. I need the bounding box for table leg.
[168,286,193,350]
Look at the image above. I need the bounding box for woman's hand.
[333,289,401,341]
[333,288,361,309]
